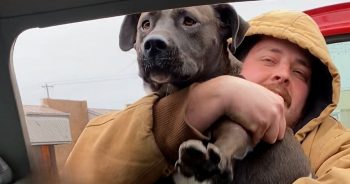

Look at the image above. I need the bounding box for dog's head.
[119,4,248,94]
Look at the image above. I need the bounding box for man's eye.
[183,17,197,26]
[262,58,276,65]
[141,20,151,30]
[293,70,308,82]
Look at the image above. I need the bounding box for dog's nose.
[144,38,168,55]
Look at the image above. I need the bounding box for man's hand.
[184,75,286,144]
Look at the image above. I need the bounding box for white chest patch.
[172,172,211,184]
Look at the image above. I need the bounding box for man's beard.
[262,83,292,108]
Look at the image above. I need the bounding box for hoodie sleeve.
[153,86,210,163]
[294,149,350,184]
[294,156,350,184]
[294,118,350,184]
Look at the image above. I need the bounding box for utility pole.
[42,83,54,99]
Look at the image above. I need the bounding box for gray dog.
[119,4,312,184]
[119,4,245,96]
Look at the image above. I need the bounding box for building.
[23,99,118,178]
[23,105,71,179]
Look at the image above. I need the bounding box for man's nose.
[272,65,290,84]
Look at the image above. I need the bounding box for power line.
[48,73,139,86]
[42,61,138,85]
[41,83,54,98]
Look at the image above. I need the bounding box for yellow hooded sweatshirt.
[236,10,349,184]
[257,11,349,184]
[62,10,350,184]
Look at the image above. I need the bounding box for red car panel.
[305,2,350,36]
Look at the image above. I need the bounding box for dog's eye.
[183,17,197,26]
[141,20,151,30]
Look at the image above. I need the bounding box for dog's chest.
[173,172,211,184]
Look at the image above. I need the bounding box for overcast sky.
[13,0,349,110]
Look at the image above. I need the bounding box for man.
[63,10,350,184]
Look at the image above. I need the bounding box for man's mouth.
[262,84,292,108]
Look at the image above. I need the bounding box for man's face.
[240,37,312,127]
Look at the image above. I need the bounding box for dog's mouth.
[139,51,187,83]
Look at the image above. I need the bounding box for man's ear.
[213,4,249,54]
[119,13,141,51]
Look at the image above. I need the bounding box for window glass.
[13,16,145,110]
[328,41,350,127]
[14,0,347,110]
[11,0,350,177]
[13,16,146,174]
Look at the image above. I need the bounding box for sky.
[13,0,350,110]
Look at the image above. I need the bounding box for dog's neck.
[157,84,178,97]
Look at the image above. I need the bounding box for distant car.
[0,1,349,183]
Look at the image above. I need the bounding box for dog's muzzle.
[140,36,183,84]
[143,37,168,57]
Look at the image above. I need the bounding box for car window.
[329,41,350,127]
[12,15,148,176]
[13,16,145,110]
[10,0,350,180]
[13,1,347,110]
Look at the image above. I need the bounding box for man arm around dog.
[154,10,350,183]
[62,10,350,184]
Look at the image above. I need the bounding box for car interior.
[0,1,254,183]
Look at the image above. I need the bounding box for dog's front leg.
[212,118,253,160]
[209,118,254,182]
[175,118,253,183]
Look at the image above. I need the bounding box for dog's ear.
[119,14,141,51]
[213,4,249,54]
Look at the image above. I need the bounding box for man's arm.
[153,75,287,163]
[153,87,209,163]
[185,75,286,144]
